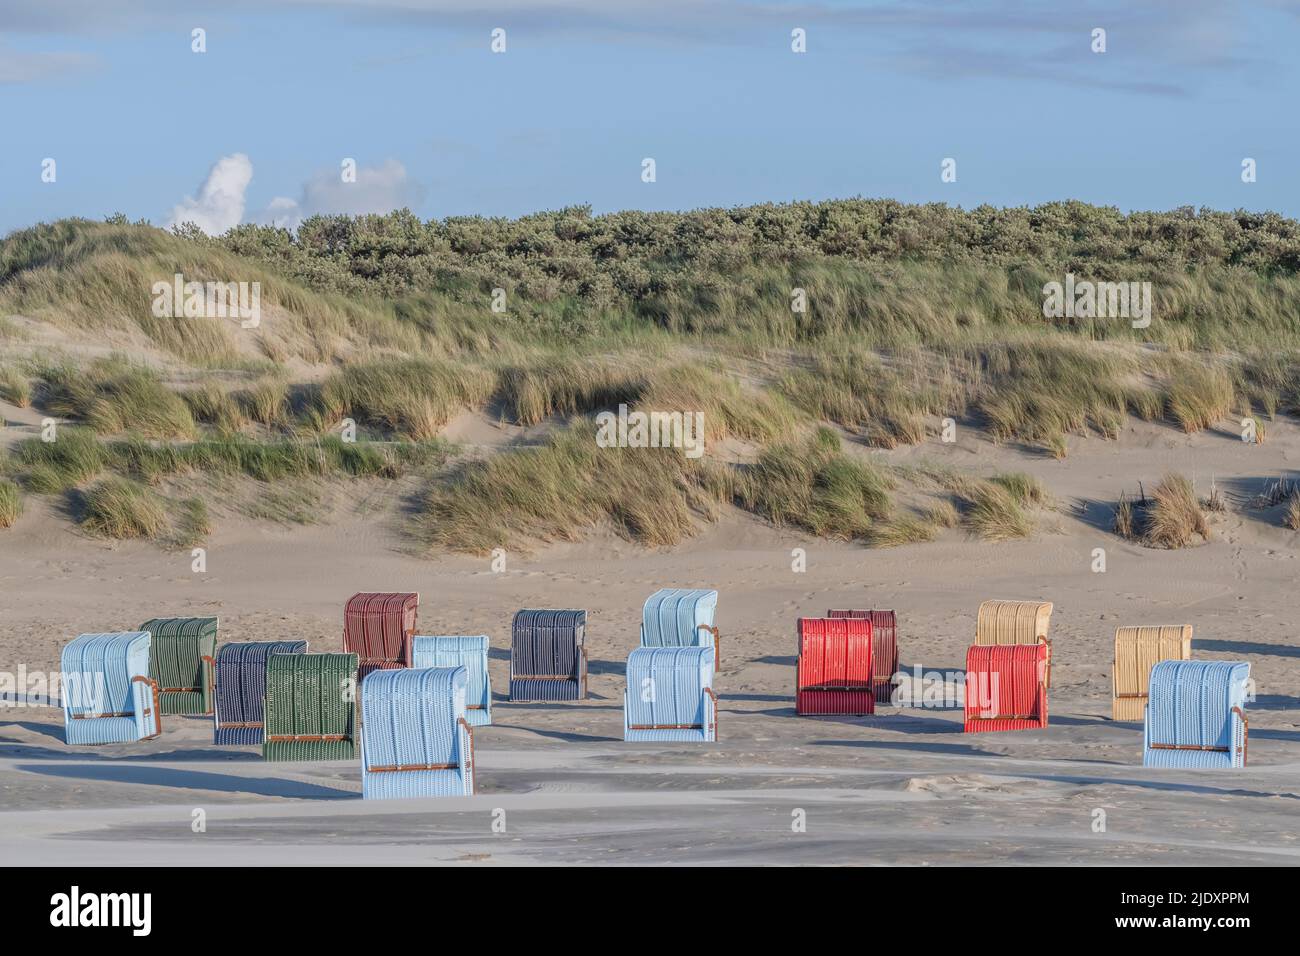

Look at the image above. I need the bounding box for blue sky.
[1,0,1298,234]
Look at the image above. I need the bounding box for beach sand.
[2,414,1298,865]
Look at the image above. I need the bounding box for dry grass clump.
[0,366,31,407]
[736,427,892,538]
[867,511,939,547]
[1144,473,1210,548]
[422,424,730,553]
[637,363,799,444]
[1116,474,1211,548]
[0,478,22,528]
[1161,358,1235,433]
[79,476,167,539]
[1285,497,1300,531]
[14,427,106,492]
[30,357,195,439]
[956,481,1036,541]
[778,348,967,449]
[181,380,248,433]
[317,358,495,439]
[969,341,1150,450]
[237,376,291,427]
[496,354,645,425]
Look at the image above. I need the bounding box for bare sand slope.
[2,417,1299,865]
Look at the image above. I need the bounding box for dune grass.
[736,428,892,539]
[181,380,248,433]
[1161,357,1235,433]
[1285,497,1300,531]
[14,427,106,492]
[496,354,646,425]
[29,356,195,438]
[237,376,291,428]
[1113,474,1210,548]
[79,477,168,539]
[949,476,1038,541]
[316,358,496,439]
[1143,473,1210,548]
[779,347,969,448]
[173,496,211,546]
[0,478,22,528]
[422,424,731,553]
[0,366,30,407]
[866,511,941,547]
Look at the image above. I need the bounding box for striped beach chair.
[140,616,218,716]
[624,646,717,742]
[213,640,308,744]
[361,667,475,799]
[263,652,359,761]
[828,608,898,703]
[975,599,1054,687]
[1112,625,1192,722]
[509,609,587,702]
[343,592,418,682]
[963,643,1048,733]
[641,589,720,669]
[412,636,492,726]
[1144,660,1250,769]
[796,617,874,716]
[61,632,161,745]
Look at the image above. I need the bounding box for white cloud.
[258,159,423,229]
[166,153,254,235]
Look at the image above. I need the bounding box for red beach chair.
[963,643,1047,732]
[796,617,874,716]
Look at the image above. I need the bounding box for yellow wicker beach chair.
[1112,625,1192,721]
[975,600,1054,687]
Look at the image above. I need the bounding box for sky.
[1,0,1298,235]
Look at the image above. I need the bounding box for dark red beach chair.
[344,592,418,681]
[828,608,898,703]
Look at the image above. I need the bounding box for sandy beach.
[3,411,1298,865]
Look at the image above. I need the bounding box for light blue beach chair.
[1143,660,1250,769]
[641,588,720,668]
[412,635,492,726]
[624,646,717,742]
[360,666,475,799]
[61,632,162,745]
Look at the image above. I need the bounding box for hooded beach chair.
[61,632,161,745]
[796,617,874,716]
[213,640,308,744]
[262,652,359,761]
[343,592,418,682]
[963,643,1048,733]
[508,609,587,701]
[828,608,898,703]
[1112,625,1192,722]
[360,666,475,799]
[975,599,1054,687]
[1144,660,1250,769]
[641,588,720,669]
[624,646,717,742]
[412,635,492,726]
[140,616,218,715]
